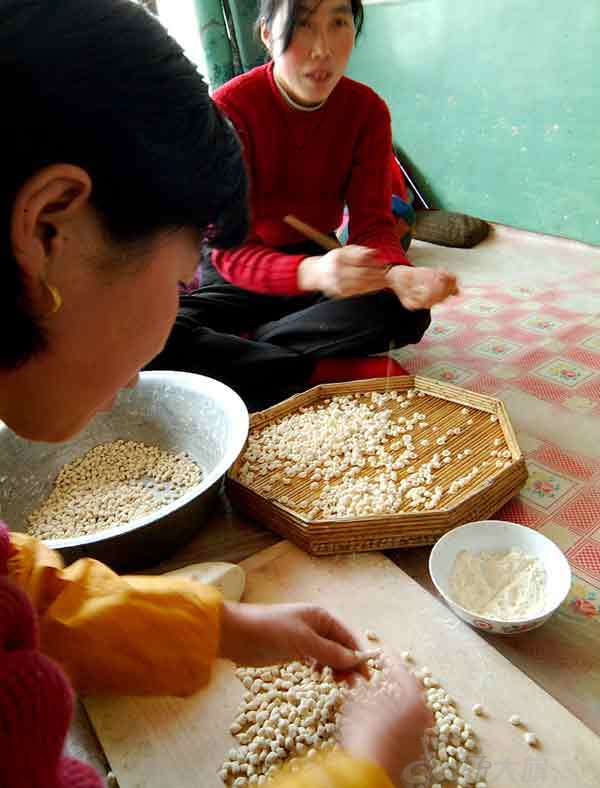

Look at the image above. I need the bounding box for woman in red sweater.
[149,0,458,410]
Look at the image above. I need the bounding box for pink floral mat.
[393,228,600,618]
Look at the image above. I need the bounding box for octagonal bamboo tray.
[227,376,528,555]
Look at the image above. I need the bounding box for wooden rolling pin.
[284,214,341,252]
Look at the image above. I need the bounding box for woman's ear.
[10,164,92,308]
[259,18,272,54]
[11,164,92,272]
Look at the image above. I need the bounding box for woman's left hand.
[218,602,373,670]
[386,265,459,311]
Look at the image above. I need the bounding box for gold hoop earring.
[44,279,62,314]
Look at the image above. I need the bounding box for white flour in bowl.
[449,548,547,620]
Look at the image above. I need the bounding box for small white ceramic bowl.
[429,520,572,634]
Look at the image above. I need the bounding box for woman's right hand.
[339,655,432,787]
[297,246,389,298]
[386,265,459,311]
[219,602,375,672]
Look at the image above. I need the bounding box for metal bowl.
[0,371,248,571]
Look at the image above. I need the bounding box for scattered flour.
[449,548,547,620]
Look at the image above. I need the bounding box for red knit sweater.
[212,63,409,295]
[0,522,103,788]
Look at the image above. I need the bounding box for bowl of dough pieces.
[0,371,248,572]
[429,520,572,634]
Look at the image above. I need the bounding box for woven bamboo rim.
[227,376,527,554]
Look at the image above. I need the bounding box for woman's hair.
[1,0,248,369]
[257,0,364,54]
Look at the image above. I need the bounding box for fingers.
[401,296,426,312]
[320,248,389,297]
[343,269,389,293]
[313,608,362,652]
[337,246,383,269]
[328,268,389,298]
[432,270,460,300]
[380,653,422,692]
[338,653,432,786]
[433,270,459,297]
[391,267,460,310]
[311,610,382,665]
[334,647,381,683]
[380,654,435,727]
[444,273,460,296]
[308,633,374,672]
[303,607,379,671]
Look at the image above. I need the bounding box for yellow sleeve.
[8,532,222,697]
[271,752,393,788]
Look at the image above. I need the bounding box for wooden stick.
[284,214,341,252]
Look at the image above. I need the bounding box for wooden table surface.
[67,490,600,779]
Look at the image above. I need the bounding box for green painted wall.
[347,1,600,245]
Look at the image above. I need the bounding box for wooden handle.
[284,214,341,252]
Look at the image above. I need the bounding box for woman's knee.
[392,307,431,346]
[412,308,431,341]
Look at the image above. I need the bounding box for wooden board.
[84,543,599,788]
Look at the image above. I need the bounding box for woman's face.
[265,0,356,107]
[4,166,199,442]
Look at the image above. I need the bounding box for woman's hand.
[386,265,459,310]
[298,246,389,298]
[340,655,432,787]
[219,602,374,671]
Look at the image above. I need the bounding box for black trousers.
[147,245,431,411]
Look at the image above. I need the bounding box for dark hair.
[1,0,248,368]
[257,0,364,54]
